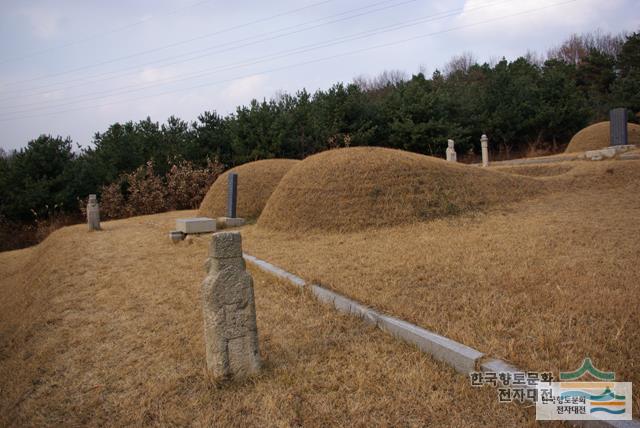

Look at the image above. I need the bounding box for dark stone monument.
[610,108,628,146]
[227,172,238,218]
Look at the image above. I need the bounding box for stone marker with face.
[87,194,101,231]
[201,232,260,379]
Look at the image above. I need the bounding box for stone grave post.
[481,134,489,167]
[201,232,260,379]
[610,108,628,147]
[446,139,457,162]
[227,173,238,218]
[87,194,101,231]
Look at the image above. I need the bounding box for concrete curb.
[244,253,483,374]
[480,358,537,398]
[476,154,580,167]
[309,284,378,326]
[619,152,640,160]
[376,314,483,374]
[243,254,306,288]
[476,145,639,167]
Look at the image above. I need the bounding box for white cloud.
[442,0,630,63]
[137,67,179,84]
[221,74,268,102]
[18,6,62,39]
[455,0,624,37]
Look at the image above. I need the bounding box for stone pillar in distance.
[87,194,101,231]
[481,134,489,167]
[446,139,457,162]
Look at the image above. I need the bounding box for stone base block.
[216,217,246,229]
[176,217,216,234]
[584,144,636,161]
[169,230,186,243]
[619,151,640,160]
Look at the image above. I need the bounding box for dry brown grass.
[565,121,640,153]
[198,159,298,220]
[258,147,542,232]
[243,159,640,416]
[0,212,537,426]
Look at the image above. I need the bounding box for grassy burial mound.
[565,121,640,153]
[258,147,541,232]
[198,159,299,220]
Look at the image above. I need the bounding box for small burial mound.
[199,159,299,220]
[565,121,640,153]
[258,147,541,232]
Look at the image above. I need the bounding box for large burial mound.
[258,147,541,232]
[199,159,299,220]
[565,121,640,153]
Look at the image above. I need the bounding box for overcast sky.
[0,0,638,151]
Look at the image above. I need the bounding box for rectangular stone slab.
[217,217,246,229]
[376,314,483,374]
[176,217,216,234]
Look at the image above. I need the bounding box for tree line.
[1,30,639,229]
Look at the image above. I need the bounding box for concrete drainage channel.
[243,253,640,428]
